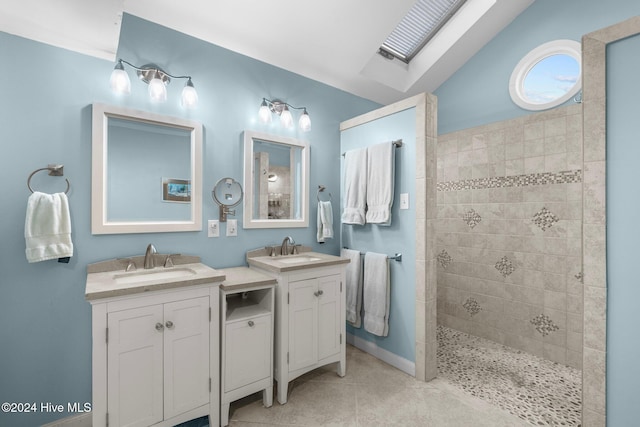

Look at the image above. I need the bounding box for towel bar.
[27,164,70,194]
[343,247,402,262]
[341,139,403,157]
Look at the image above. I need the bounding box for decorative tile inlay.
[495,256,515,278]
[463,298,482,316]
[437,169,582,192]
[532,207,559,231]
[437,250,453,268]
[530,314,560,336]
[462,209,482,229]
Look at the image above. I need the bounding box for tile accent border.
[437,169,582,192]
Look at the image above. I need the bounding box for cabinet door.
[107,305,164,427]
[288,279,318,371]
[317,275,341,360]
[163,296,210,419]
[224,314,271,391]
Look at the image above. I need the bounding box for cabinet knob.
[165,320,174,329]
[248,320,255,327]
[155,322,164,331]
[314,290,324,297]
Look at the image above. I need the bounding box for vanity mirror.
[91,103,203,234]
[243,131,309,228]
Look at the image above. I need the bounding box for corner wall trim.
[347,333,416,377]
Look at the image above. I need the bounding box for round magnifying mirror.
[212,177,243,221]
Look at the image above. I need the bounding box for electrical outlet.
[226,219,238,237]
[208,220,219,237]
[400,193,409,210]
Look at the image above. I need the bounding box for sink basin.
[277,256,322,264]
[113,267,197,285]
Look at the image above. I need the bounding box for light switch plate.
[226,219,238,237]
[208,220,219,237]
[400,193,409,210]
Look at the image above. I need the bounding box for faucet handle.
[164,254,181,268]
[118,258,137,272]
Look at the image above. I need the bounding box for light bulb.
[280,105,293,128]
[148,71,167,102]
[299,108,311,132]
[109,61,130,95]
[258,99,272,124]
[181,78,198,109]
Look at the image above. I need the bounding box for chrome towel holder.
[317,185,332,202]
[27,164,70,194]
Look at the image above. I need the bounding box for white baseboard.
[346,333,415,376]
[40,413,91,427]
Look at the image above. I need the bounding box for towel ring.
[27,164,70,194]
[317,185,332,202]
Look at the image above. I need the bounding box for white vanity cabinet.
[247,253,349,405]
[86,260,224,427]
[219,267,276,427]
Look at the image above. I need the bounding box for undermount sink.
[276,255,322,264]
[113,267,197,285]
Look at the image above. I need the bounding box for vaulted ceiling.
[0,0,534,104]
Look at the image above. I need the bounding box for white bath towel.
[341,147,367,225]
[341,248,363,328]
[363,252,390,336]
[366,142,395,225]
[317,201,334,243]
[25,192,74,263]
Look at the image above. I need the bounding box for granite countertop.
[85,257,225,300]
[218,266,277,292]
[246,251,350,274]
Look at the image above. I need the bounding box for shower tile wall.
[436,104,583,369]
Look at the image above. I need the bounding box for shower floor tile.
[437,325,582,426]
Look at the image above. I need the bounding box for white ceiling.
[0,0,533,105]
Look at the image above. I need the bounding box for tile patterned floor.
[437,326,582,426]
[224,344,529,426]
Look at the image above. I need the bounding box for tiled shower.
[436,104,583,369]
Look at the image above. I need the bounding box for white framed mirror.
[243,130,309,229]
[91,103,203,234]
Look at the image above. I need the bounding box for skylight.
[379,0,467,63]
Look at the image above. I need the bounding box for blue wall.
[606,33,640,427]
[435,0,640,135]
[340,108,417,363]
[0,14,378,426]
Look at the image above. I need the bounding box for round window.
[509,40,581,111]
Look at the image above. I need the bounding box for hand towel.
[317,200,334,243]
[25,192,74,263]
[341,248,363,328]
[341,147,367,225]
[363,252,390,336]
[366,142,395,225]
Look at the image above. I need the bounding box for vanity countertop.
[247,251,350,274]
[85,260,225,301]
[218,267,277,292]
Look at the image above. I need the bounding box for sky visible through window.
[523,54,580,104]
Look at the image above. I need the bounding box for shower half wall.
[436,104,583,369]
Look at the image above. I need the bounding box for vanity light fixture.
[258,98,311,132]
[109,59,199,109]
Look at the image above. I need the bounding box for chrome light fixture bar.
[109,59,199,109]
[258,98,311,132]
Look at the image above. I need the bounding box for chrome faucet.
[144,244,157,269]
[280,236,296,256]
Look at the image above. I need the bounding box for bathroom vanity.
[85,255,225,427]
[247,249,350,404]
